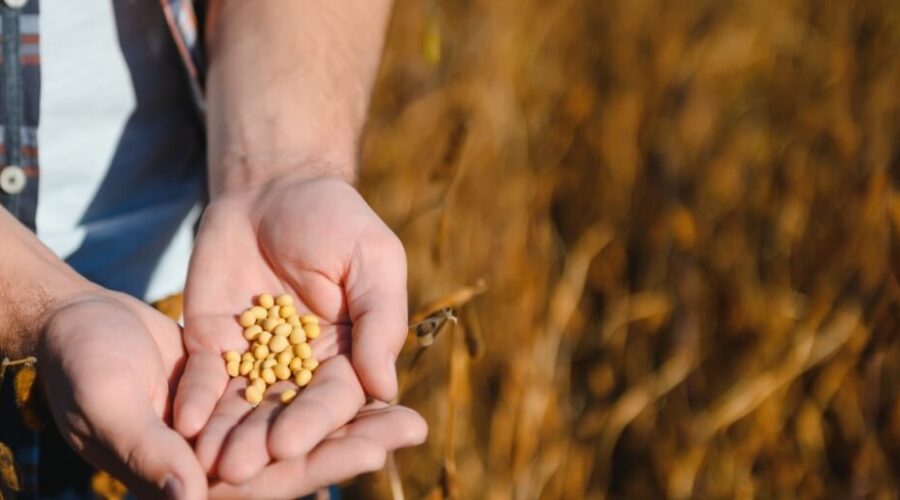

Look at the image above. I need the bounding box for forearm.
[204,0,394,196]
[0,209,95,358]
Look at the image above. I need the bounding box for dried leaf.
[0,441,20,493]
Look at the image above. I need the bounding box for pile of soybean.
[224,293,321,405]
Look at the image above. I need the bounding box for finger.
[209,436,387,500]
[194,377,254,474]
[327,403,428,449]
[267,355,365,460]
[84,375,208,500]
[345,231,408,400]
[215,380,293,484]
[174,350,230,439]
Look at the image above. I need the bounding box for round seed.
[289,357,303,371]
[224,351,241,363]
[269,335,290,354]
[274,364,291,381]
[294,369,312,387]
[302,358,319,371]
[273,323,292,336]
[249,368,260,380]
[261,368,277,385]
[279,305,296,319]
[243,325,263,341]
[293,342,312,359]
[280,389,297,404]
[258,293,275,309]
[299,314,318,325]
[287,315,300,326]
[239,360,253,376]
[226,360,240,377]
[267,306,281,319]
[275,294,293,307]
[277,350,293,365]
[245,385,264,405]
[262,318,280,332]
[252,377,266,393]
[251,306,268,319]
[289,326,306,344]
[258,331,273,345]
[262,358,277,369]
[253,344,269,360]
[242,352,254,363]
[304,323,321,339]
[239,310,256,328]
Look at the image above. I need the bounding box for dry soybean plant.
[348,0,900,498]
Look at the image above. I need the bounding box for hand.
[38,290,207,499]
[174,175,423,487]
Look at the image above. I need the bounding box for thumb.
[75,370,208,500]
[346,233,409,401]
[93,406,208,500]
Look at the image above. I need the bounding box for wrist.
[209,157,357,200]
[0,218,101,358]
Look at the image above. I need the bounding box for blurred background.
[347,0,900,498]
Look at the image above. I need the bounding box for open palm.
[173,176,419,488]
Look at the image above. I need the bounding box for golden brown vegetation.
[352,0,900,498]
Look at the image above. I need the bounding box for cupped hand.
[174,176,422,487]
[38,290,207,499]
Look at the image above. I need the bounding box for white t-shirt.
[37,0,205,302]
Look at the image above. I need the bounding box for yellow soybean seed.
[258,293,275,309]
[294,369,312,387]
[245,385,264,405]
[258,331,273,345]
[279,305,296,319]
[267,306,281,319]
[251,306,268,319]
[261,368,277,385]
[242,352,254,363]
[243,325,263,341]
[277,350,293,365]
[304,323,321,339]
[269,335,289,354]
[253,344,269,359]
[280,389,297,404]
[224,351,241,362]
[274,364,291,381]
[289,357,303,371]
[239,310,257,328]
[253,377,266,393]
[262,358,277,369]
[262,317,281,332]
[288,315,300,326]
[249,368,260,380]
[302,358,319,371]
[226,360,240,377]
[289,326,306,344]
[275,294,293,307]
[299,314,318,325]
[273,323,292,336]
[239,360,254,376]
[293,343,312,359]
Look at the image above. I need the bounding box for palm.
[174,176,417,486]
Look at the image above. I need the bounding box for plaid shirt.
[0,0,205,497]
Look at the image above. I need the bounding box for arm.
[0,207,93,358]
[204,0,393,193]
[173,0,425,488]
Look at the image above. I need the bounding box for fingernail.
[163,475,184,500]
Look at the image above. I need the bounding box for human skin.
[173,0,426,491]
